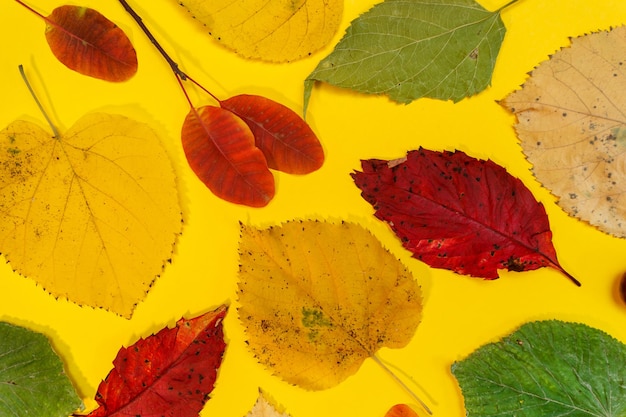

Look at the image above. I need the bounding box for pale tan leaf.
[502,26,626,238]
[237,220,422,390]
[245,390,291,417]
[178,0,343,62]
[0,114,181,317]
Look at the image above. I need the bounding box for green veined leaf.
[0,322,82,417]
[452,320,626,416]
[304,0,507,113]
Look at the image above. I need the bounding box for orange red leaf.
[87,305,227,416]
[221,94,324,174]
[181,105,275,207]
[385,404,420,417]
[45,5,137,82]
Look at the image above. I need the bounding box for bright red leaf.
[181,105,275,207]
[352,148,579,285]
[45,5,137,82]
[87,305,227,417]
[220,94,324,174]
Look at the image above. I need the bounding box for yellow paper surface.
[1,0,626,416]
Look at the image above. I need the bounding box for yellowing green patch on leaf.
[178,0,343,62]
[237,220,423,390]
[0,113,181,318]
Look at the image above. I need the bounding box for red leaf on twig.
[182,106,275,207]
[45,5,137,82]
[220,94,324,174]
[352,148,579,285]
[87,305,227,417]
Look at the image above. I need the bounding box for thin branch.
[18,65,60,138]
[117,0,223,105]
[117,0,187,81]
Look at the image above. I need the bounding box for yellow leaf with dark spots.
[0,113,181,318]
[237,220,423,389]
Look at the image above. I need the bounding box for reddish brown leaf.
[45,5,137,82]
[182,105,275,207]
[385,404,419,417]
[221,94,324,174]
[87,305,227,417]
[352,148,579,285]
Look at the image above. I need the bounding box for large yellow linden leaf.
[178,0,343,62]
[0,114,181,318]
[238,220,423,390]
[502,26,626,238]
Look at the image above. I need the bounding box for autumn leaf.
[0,113,182,317]
[385,404,419,417]
[245,390,292,417]
[87,305,227,417]
[238,220,423,390]
[181,105,275,207]
[452,320,626,416]
[0,322,82,417]
[304,0,511,113]
[501,26,626,239]
[15,2,138,82]
[177,0,343,62]
[220,94,324,174]
[352,148,579,285]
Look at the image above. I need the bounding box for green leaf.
[0,322,82,416]
[451,320,626,417]
[303,0,506,113]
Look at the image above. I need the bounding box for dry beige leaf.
[502,26,626,238]
[237,220,423,390]
[244,390,291,417]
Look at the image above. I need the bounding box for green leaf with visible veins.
[452,320,626,417]
[304,0,507,113]
[0,322,82,417]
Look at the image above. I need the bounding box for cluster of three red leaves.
[23,1,324,208]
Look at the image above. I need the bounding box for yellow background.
[1,0,626,415]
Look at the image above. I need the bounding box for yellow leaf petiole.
[18,64,60,139]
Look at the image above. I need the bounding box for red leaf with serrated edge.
[220,94,324,174]
[45,6,137,82]
[182,106,275,207]
[87,305,227,417]
[352,148,580,286]
[385,404,420,417]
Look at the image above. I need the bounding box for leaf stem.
[496,0,522,13]
[371,354,433,415]
[117,0,222,105]
[18,65,60,138]
[13,0,46,20]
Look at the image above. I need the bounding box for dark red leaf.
[352,148,579,285]
[87,305,227,417]
[221,94,324,174]
[45,5,138,82]
[182,105,275,207]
